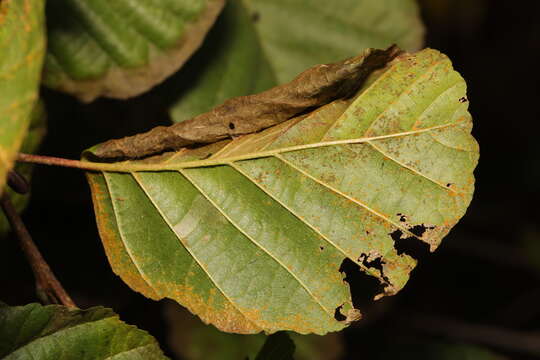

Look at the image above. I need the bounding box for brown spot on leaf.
[251,11,260,22]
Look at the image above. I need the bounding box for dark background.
[2,1,539,359]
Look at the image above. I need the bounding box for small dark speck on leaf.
[446,183,452,187]
[228,122,235,130]
[459,97,468,103]
[251,11,260,22]
[319,246,324,251]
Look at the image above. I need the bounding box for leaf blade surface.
[43,0,224,101]
[0,303,168,359]
[0,0,45,193]
[85,49,478,334]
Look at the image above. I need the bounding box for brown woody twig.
[1,186,76,308]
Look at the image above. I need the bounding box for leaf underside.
[85,49,479,334]
[0,0,45,193]
[0,303,168,359]
[43,0,224,102]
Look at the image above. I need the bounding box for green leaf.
[43,0,225,102]
[255,332,295,360]
[0,0,46,194]
[244,0,424,83]
[164,302,343,360]
[84,49,478,334]
[170,0,277,124]
[0,302,169,359]
[0,100,47,236]
[169,0,424,123]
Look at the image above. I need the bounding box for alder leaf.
[0,0,46,194]
[169,0,424,124]
[0,302,168,359]
[244,0,425,83]
[43,0,224,102]
[84,49,479,334]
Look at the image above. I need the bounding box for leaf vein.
[273,153,420,240]
[130,172,262,331]
[367,140,459,194]
[178,167,335,318]
[229,160,386,283]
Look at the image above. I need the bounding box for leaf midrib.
[87,122,461,173]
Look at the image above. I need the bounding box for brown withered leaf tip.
[90,45,402,160]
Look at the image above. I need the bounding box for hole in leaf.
[319,246,325,251]
[339,258,384,310]
[334,305,346,321]
[228,122,235,130]
[409,224,427,237]
[390,229,430,260]
[359,254,389,283]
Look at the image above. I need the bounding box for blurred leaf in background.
[243,0,424,82]
[0,0,45,193]
[169,0,424,124]
[164,302,343,360]
[0,302,169,359]
[43,0,225,102]
[255,332,295,360]
[169,0,277,123]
